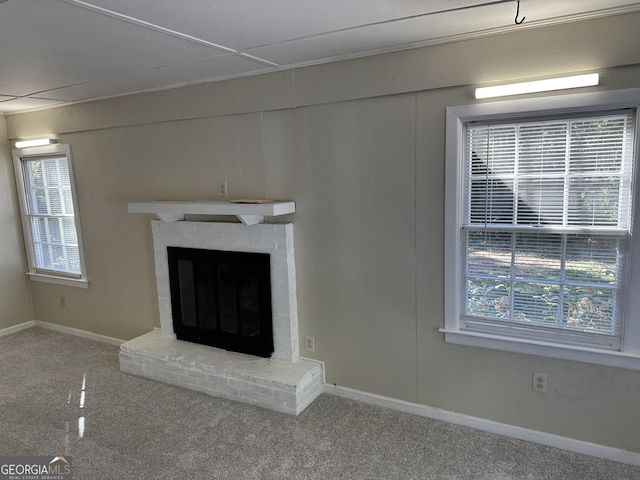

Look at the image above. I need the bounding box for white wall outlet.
[533,372,548,393]
[305,336,315,353]
[219,181,228,197]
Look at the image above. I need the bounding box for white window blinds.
[20,155,82,277]
[462,111,634,349]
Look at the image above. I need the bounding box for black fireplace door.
[167,247,273,357]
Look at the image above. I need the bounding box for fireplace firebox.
[167,246,274,357]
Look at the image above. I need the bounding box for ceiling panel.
[1,0,639,113]
[79,0,492,50]
[243,0,640,67]
[36,54,271,102]
[0,0,226,97]
[243,3,514,66]
[76,0,640,53]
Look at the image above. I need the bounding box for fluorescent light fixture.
[15,138,56,149]
[475,73,599,99]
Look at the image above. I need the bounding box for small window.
[444,90,640,369]
[13,144,88,288]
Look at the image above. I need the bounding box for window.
[444,89,640,369]
[12,144,88,288]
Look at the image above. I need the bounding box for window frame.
[12,143,88,288]
[443,88,640,370]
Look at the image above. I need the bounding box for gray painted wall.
[5,13,640,452]
[0,115,32,328]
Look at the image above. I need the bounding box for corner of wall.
[0,114,34,328]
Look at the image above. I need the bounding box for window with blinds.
[13,144,87,286]
[461,111,634,349]
[20,155,81,276]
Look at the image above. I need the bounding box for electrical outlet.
[219,181,228,197]
[305,336,315,353]
[533,372,548,393]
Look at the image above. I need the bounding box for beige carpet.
[1,327,638,480]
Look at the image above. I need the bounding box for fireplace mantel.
[128,200,295,225]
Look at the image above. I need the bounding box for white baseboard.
[33,321,125,346]
[324,384,640,467]
[0,321,36,337]
[0,320,125,347]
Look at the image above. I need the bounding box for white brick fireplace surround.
[119,217,323,415]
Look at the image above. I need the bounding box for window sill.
[439,328,640,371]
[27,272,89,289]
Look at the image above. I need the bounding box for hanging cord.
[484,127,491,243]
[514,0,525,24]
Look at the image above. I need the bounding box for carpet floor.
[0,327,638,480]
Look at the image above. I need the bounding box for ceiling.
[1,0,639,114]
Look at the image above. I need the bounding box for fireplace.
[167,247,273,357]
[119,205,323,416]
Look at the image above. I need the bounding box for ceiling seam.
[240,0,516,51]
[238,3,640,54]
[57,0,238,53]
[58,0,281,71]
[246,3,640,73]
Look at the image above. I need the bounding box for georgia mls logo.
[48,457,71,475]
[0,455,72,480]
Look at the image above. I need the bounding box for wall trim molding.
[0,320,125,346]
[0,320,126,346]
[324,384,640,467]
[0,321,36,337]
[33,321,126,346]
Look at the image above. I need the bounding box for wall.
[5,13,640,452]
[0,115,33,328]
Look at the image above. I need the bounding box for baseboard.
[0,321,37,337]
[33,321,126,346]
[324,384,640,467]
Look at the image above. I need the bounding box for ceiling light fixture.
[15,138,57,149]
[475,73,599,99]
